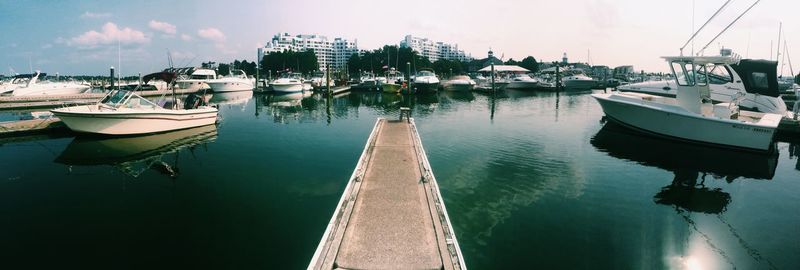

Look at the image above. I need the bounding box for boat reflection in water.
[591,121,778,214]
[55,125,218,178]
[209,90,254,107]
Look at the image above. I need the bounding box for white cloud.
[148,20,176,35]
[41,43,53,49]
[181,34,192,41]
[80,11,111,19]
[68,22,150,48]
[197,28,226,43]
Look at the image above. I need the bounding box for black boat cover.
[730,59,779,97]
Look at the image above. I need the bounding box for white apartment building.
[263,33,358,71]
[399,35,470,62]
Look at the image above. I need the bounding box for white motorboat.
[51,72,218,135]
[10,71,90,96]
[592,56,782,152]
[309,72,335,89]
[302,79,313,91]
[505,74,542,90]
[0,73,37,95]
[442,75,476,91]
[561,72,597,90]
[271,72,304,93]
[206,69,254,92]
[411,69,440,93]
[176,68,217,91]
[617,58,788,114]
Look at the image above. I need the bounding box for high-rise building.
[399,35,470,62]
[263,33,358,71]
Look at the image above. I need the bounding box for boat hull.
[176,79,210,91]
[52,106,218,135]
[591,93,779,151]
[563,80,596,90]
[12,85,90,96]
[271,83,304,93]
[412,82,439,93]
[443,83,474,91]
[207,81,253,92]
[382,83,402,93]
[505,81,542,90]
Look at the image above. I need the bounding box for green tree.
[260,50,319,76]
[519,56,539,73]
[218,63,230,76]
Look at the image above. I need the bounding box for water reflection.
[55,125,218,178]
[209,91,253,108]
[591,122,778,213]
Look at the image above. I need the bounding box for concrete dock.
[309,118,465,270]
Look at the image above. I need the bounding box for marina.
[3,0,800,269]
[1,90,799,269]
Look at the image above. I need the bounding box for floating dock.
[308,117,465,270]
[0,118,67,137]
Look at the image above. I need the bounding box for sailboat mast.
[776,22,782,61]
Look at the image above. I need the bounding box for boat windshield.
[417,71,435,77]
[102,90,129,106]
[101,90,160,109]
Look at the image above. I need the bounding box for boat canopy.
[731,59,779,97]
[478,65,530,73]
[661,56,739,65]
[143,71,177,84]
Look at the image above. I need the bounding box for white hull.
[443,83,474,91]
[12,84,90,96]
[207,80,253,92]
[52,105,218,135]
[592,93,780,151]
[176,79,210,91]
[505,81,541,89]
[272,83,304,93]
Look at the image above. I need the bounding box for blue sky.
[1,0,798,75]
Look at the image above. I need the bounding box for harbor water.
[1,90,798,269]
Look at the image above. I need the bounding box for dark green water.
[1,90,798,269]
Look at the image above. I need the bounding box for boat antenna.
[117,37,122,90]
[680,0,732,56]
[776,22,782,61]
[785,34,795,77]
[697,0,761,56]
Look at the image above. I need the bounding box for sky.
[1,0,798,76]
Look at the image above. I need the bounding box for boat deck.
[308,118,464,270]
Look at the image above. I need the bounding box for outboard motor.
[184,93,205,109]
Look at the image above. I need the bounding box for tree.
[796,72,800,84]
[519,56,539,73]
[260,50,319,76]
[218,63,230,76]
[432,59,465,77]
[347,45,432,76]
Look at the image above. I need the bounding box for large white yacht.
[10,71,90,96]
[617,56,787,114]
[206,69,254,92]
[271,72,304,93]
[592,56,783,152]
[176,68,217,91]
[505,74,542,90]
[0,73,37,95]
[561,71,597,90]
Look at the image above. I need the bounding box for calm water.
[1,89,799,269]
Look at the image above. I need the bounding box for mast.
[697,0,761,56]
[776,22,782,61]
[680,0,732,55]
